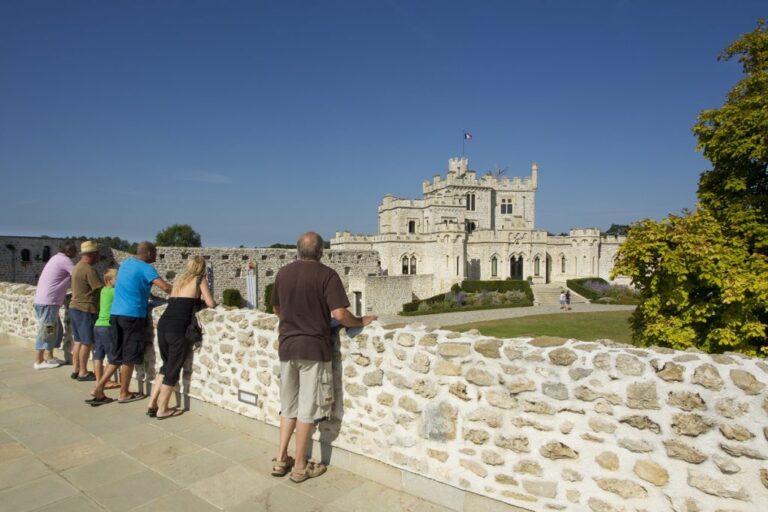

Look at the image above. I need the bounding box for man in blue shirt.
[88,242,172,405]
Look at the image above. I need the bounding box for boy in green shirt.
[93,269,119,387]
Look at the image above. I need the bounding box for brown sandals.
[289,460,326,483]
[271,456,294,477]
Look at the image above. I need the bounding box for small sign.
[238,390,258,406]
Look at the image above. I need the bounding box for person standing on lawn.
[88,242,172,406]
[69,241,103,381]
[31,240,77,369]
[270,231,377,483]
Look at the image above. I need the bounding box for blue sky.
[0,0,764,246]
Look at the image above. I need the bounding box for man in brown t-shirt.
[69,241,103,381]
[271,232,376,483]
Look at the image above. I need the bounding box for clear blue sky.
[1,1,764,246]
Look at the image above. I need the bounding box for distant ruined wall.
[152,247,379,307]
[2,281,767,512]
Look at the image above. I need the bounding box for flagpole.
[462,130,465,157]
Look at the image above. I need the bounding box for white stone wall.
[4,283,766,511]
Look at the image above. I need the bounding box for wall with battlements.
[2,281,767,512]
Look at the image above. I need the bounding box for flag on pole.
[464,132,473,140]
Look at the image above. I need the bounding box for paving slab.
[0,332,498,512]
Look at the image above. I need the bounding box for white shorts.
[279,360,334,424]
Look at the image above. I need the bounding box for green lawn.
[447,310,634,344]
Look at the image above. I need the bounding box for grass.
[447,310,634,344]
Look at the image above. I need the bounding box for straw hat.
[80,241,99,254]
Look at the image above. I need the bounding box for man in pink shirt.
[32,241,77,369]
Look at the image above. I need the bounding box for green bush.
[264,283,274,314]
[460,280,534,303]
[450,283,462,293]
[222,289,243,307]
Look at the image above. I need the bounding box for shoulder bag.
[186,274,204,347]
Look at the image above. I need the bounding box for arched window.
[408,221,415,234]
[466,193,471,211]
[410,256,417,275]
[561,255,566,273]
[534,256,540,276]
[491,257,498,277]
[21,249,31,262]
[42,246,51,262]
[402,256,409,275]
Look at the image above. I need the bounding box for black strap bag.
[186,275,204,346]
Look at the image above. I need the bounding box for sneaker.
[34,361,61,370]
[47,357,66,365]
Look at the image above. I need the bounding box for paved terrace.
[0,334,522,512]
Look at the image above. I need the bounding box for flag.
[464,132,473,140]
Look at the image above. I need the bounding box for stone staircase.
[531,283,588,306]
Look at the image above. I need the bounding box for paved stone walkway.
[379,303,636,328]
[0,334,456,512]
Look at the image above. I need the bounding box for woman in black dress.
[148,256,215,419]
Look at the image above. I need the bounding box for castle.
[332,157,627,310]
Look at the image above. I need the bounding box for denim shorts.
[33,304,62,351]
[93,326,113,361]
[69,309,96,345]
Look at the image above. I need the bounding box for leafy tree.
[605,224,630,236]
[156,224,202,247]
[613,20,768,355]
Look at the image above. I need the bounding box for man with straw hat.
[69,240,103,381]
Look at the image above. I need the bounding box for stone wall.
[2,282,767,511]
[153,247,379,307]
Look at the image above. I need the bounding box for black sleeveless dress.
[157,297,201,386]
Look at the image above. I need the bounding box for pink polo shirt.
[33,252,75,306]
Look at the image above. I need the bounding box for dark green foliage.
[156,224,202,247]
[605,224,630,236]
[264,283,274,313]
[450,283,462,293]
[269,243,294,249]
[460,280,534,302]
[222,289,243,307]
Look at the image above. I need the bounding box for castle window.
[408,221,415,234]
[465,193,476,211]
[501,199,512,215]
[402,256,409,275]
[42,246,51,262]
[561,256,566,273]
[410,256,417,275]
[534,256,540,276]
[21,249,31,262]
[491,257,498,277]
[466,221,476,233]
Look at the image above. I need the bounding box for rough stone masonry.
[2,281,767,511]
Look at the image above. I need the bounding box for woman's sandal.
[271,456,294,477]
[146,407,158,418]
[156,409,184,420]
[289,460,326,483]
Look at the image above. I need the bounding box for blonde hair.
[104,269,117,287]
[173,255,207,290]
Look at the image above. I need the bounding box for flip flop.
[70,372,78,380]
[156,409,184,420]
[146,407,158,417]
[77,372,96,382]
[88,396,113,407]
[117,393,145,404]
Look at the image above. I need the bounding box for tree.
[156,224,202,247]
[613,20,768,355]
[605,224,630,236]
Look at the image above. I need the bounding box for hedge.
[566,277,608,301]
[461,280,534,303]
[401,280,534,313]
[400,301,531,316]
[264,283,274,313]
[222,288,243,307]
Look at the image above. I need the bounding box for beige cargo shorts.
[279,359,334,424]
